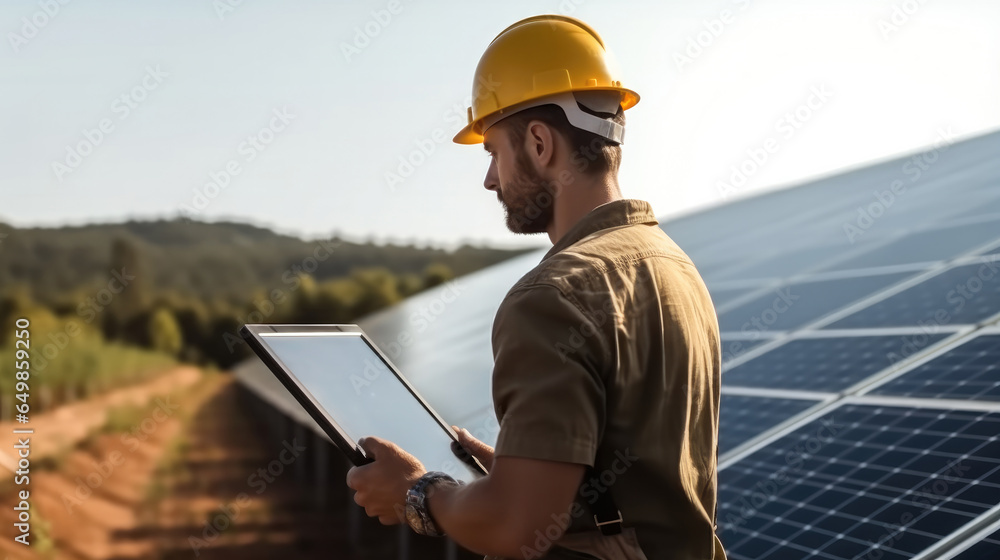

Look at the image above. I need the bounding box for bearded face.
[498,143,556,234]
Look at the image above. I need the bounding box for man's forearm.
[427,477,528,557]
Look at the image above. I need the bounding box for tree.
[307,280,359,323]
[422,263,454,290]
[350,268,402,319]
[105,238,149,340]
[174,299,210,362]
[204,313,249,368]
[0,286,32,346]
[397,273,423,298]
[148,307,183,356]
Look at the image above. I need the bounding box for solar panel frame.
[710,242,863,282]
[938,514,1000,560]
[716,270,919,334]
[912,507,1000,560]
[813,257,1000,330]
[720,393,1000,472]
[721,328,967,393]
[711,263,933,318]
[720,388,834,461]
[855,189,999,232]
[802,266,956,330]
[721,335,779,366]
[710,285,767,309]
[720,395,821,457]
[980,240,1000,257]
[814,218,1000,274]
[956,192,1000,221]
[718,335,793,371]
[860,327,1000,402]
[713,283,790,316]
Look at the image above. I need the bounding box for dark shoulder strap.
[584,464,623,536]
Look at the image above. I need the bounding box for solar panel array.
[717,405,1000,560]
[703,130,1000,559]
[235,129,1000,558]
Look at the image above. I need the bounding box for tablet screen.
[258,332,483,484]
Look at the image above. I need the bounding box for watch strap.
[406,471,460,537]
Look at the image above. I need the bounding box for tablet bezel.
[240,323,488,478]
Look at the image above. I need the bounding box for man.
[347,14,726,560]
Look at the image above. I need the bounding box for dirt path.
[0,367,207,560]
[0,366,202,476]
[112,376,355,559]
[0,372,356,560]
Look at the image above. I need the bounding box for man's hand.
[345,437,426,525]
[453,426,495,471]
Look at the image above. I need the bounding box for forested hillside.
[0,218,531,305]
[0,218,534,381]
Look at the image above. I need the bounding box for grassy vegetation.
[32,504,56,558]
[0,306,176,420]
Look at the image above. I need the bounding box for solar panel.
[712,243,857,282]
[697,256,748,278]
[718,404,1000,560]
[359,250,540,421]
[710,286,762,309]
[819,220,1000,272]
[722,334,951,392]
[721,337,773,365]
[717,272,915,333]
[869,333,1000,401]
[719,395,820,456]
[826,260,1000,329]
[957,194,1000,220]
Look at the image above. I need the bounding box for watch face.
[405,503,423,531]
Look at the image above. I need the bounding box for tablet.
[240,324,488,484]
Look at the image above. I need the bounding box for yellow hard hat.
[453,14,640,145]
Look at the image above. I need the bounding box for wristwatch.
[405,471,461,537]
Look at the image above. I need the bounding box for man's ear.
[524,120,556,168]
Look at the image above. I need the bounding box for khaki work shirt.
[490,199,726,559]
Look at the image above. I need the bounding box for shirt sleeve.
[490,283,609,466]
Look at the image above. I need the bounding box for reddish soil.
[0,373,357,560]
[0,366,202,474]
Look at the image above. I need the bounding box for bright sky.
[3,0,999,249]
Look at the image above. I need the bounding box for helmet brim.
[452,87,639,145]
[453,122,484,145]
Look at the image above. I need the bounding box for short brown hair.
[496,102,625,177]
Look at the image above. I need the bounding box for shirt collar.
[543,198,659,261]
